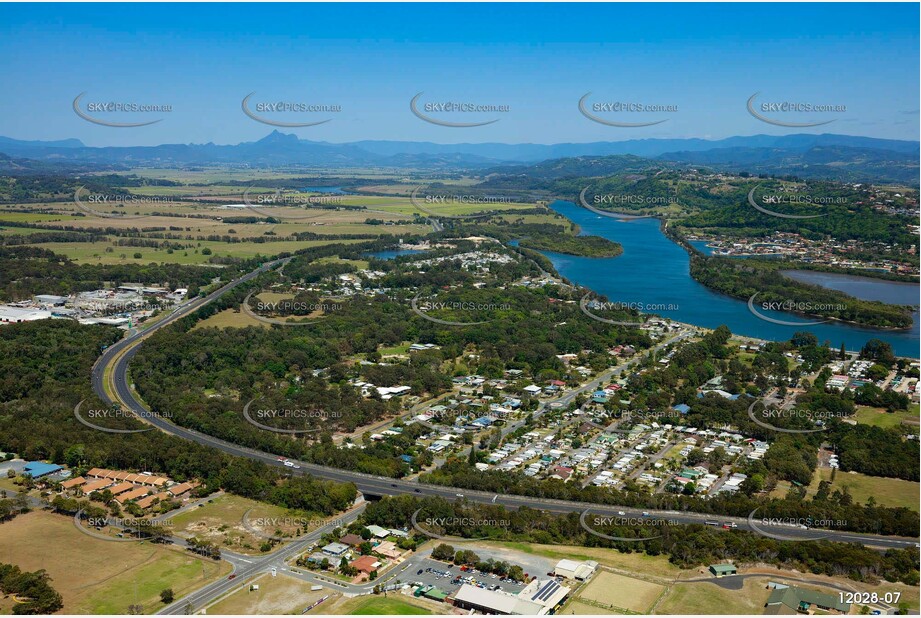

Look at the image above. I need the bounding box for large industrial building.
[0,305,52,325]
[451,579,571,615]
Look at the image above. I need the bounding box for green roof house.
[765,585,850,614]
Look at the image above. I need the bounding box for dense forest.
[0,320,357,514]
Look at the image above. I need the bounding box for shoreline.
[542,200,919,352]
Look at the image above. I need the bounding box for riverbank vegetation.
[688,254,914,329]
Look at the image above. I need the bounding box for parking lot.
[405,557,527,596]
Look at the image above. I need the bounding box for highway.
[91,260,919,553]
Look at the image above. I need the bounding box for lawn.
[0,510,228,614]
[853,405,919,429]
[656,578,771,615]
[807,468,920,511]
[332,596,432,615]
[192,308,270,330]
[379,342,411,356]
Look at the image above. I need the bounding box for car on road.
[414,489,421,493]
[284,460,295,467]
[723,522,738,529]
[642,511,650,517]
[617,511,626,516]
[228,574,236,580]
[456,493,464,498]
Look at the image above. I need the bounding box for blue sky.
[1,3,917,146]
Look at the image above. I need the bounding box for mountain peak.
[257,130,300,144]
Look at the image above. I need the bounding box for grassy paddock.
[0,510,228,614]
[807,468,920,511]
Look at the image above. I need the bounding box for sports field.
[576,570,665,613]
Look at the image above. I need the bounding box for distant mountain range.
[0,131,917,184]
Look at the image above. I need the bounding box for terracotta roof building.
[350,555,382,575]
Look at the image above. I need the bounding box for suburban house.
[350,555,382,575]
[340,533,364,547]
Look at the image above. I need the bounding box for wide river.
[539,200,920,359]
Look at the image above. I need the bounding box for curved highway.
[91,261,919,551]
